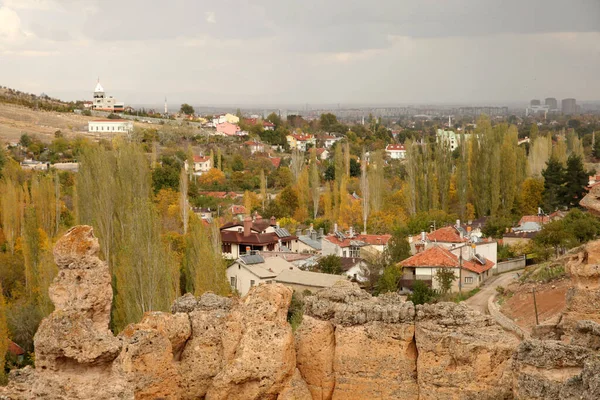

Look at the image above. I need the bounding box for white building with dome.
[92,80,124,113]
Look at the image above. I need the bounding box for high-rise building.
[544,98,558,110]
[530,99,541,106]
[562,98,577,115]
[92,79,124,113]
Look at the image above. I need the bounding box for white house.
[88,119,133,134]
[340,257,368,283]
[245,140,266,154]
[185,155,212,175]
[315,148,330,161]
[436,129,471,151]
[385,144,407,160]
[91,80,124,113]
[322,229,391,258]
[227,253,344,296]
[321,135,342,149]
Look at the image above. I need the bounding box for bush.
[408,280,437,305]
[287,292,304,331]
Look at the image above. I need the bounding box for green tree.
[408,280,436,305]
[317,255,342,275]
[0,283,8,384]
[377,265,402,295]
[534,220,572,257]
[542,157,565,212]
[386,230,411,263]
[180,103,194,115]
[563,154,589,208]
[320,113,338,131]
[435,268,457,296]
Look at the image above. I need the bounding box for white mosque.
[91,80,124,113]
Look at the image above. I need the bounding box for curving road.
[464,270,524,314]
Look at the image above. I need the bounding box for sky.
[0,0,599,107]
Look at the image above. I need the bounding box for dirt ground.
[500,278,570,332]
[0,103,96,143]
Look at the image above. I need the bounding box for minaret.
[164,97,168,115]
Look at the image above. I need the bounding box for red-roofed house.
[263,121,275,131]
[399,245,494,293]
[287,134,316,151]
[322,228,391,258]
[269,157,282,169]
[7,339,25,363]
[220,216,298,258]
[244,141,265,154]
[216,122,242,136]
[315,148,330,160]
[319,134,342,148]
[385,144,407,159]
[185,155,213,175]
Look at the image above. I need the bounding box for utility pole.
[532,287,539,325]
[458,250,463,295]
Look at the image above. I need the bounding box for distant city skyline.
[1,0,599,105]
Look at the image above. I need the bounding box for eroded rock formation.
[2,225,600,399]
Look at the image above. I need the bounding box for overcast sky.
[1,0,599,106]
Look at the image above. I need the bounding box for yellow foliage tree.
[198,168,226,187]
[0,283,6,384]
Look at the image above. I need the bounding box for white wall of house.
[413,267,481,293]
[344,263,368,282]
[88,120,133,133]
[448,242,497,268]
[226,263,271,296]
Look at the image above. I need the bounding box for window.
[222,243,232,253]
[464,277,473,284]
[250,280,255,287]
[349,246,361,258]
[230,276,236,288]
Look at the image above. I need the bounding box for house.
[229,205,247,220]
[245,140,266,154]
[216,122,242,136]
[502,231,539,246]
[269,157,281,169]
[88,119,133,134]
[227,253,345,296]
[436,129,471,151]
[340,257,368,283]
[7,339,25,363]
[322,227,391,258]
[220,216,298,258]
[213,113,239,125]
[399,245,495,293]
[296,228,324,253]
[315,148,330,161]
[192,207,213,220]
[263,121,275,131]
[385,144,407,160]
[227,254,300,296]
[411,224,497,268]
[320,134,342,149]
[286,134,316,151]
[185,155,212,175]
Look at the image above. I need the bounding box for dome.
[94,81,104,93]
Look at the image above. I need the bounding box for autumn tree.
[0,284,7,384]
[179,168,188,234]
[198,168,225,187]
[0,178,25,254]
[360,148,369,234]
[260,169,267,211]
[290,148,305,182]
[294,168,309,222]
[519,178,544,215]
[309,149,320,219]
[184,216,229,296]
[368,150,384,213]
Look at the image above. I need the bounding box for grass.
[519,262,565,284]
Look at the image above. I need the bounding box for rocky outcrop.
[416,302,518,400]
[5,225,600,400]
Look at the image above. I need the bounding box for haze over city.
[1,0,599,106]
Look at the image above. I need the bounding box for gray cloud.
[0,0,599,105]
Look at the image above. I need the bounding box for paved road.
[464,270,524,314]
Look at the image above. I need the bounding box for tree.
[377,265,402,295]
[360,148,369,234]
[290,148,305,182]
[320,113,338,131]
[519,178,544,215]
[198,168,226,187]
[260,169,267,211]
[563,154,589,208]
[435,268,457,296]
[0,283,7,384]
[179,168,189,234]
[534,220,572,257]
[542,157,565,212]
[408,280,436,305]
[180,103,194,115]
[317,255,342,275]
[309,149,320,219]
[386,231,411,263]
[368,150,384,213]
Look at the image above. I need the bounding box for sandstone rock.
[295,316,335,400]
[572,320,600,350]
[206,283,296,400]
[513,340,591,399]
[305,280,414,326]
[128,311,191,357]
[171,292,198,313]
[34,310,122,371]
[580,184,600,216]
[116,328,180,400]
[333,322,418,400]
[178,305,230,398]
[416,302,518,400]
[277,369,312,400]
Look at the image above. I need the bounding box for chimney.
[415,243,425,253]
[456,219,460,228]
[318,228,324,238]
[243,216,252,237]
[421,231,426,241]
[270,216,276,226]
[296,228,302,237]
[349,226,354,238]
[334,223,338,233]
[311,230,317,241]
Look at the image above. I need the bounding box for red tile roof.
[193,155,211,162]
[7,339,25,356]
[325,234,391,248]
[386,144,406,151]
[427,226,467,243]
[400,246,494,274]
[263,121,275,127]
[269,157,281,168]
[230,205,247,214]
[291,134,314,141]
[244,140,263,146]
[315,148,327,155]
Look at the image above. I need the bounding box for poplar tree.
[455,136,469,219]
[309,149,320,219]
[260,169,267,211]
[180,168,189,234]
[499,127,518,216]
[0,284,7,385]
[343,141,350,177]
[369,150,384,213]
[290,148,305,182]
[0,178,24,254]
[294,168,309,222]
[360,148,369,234]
